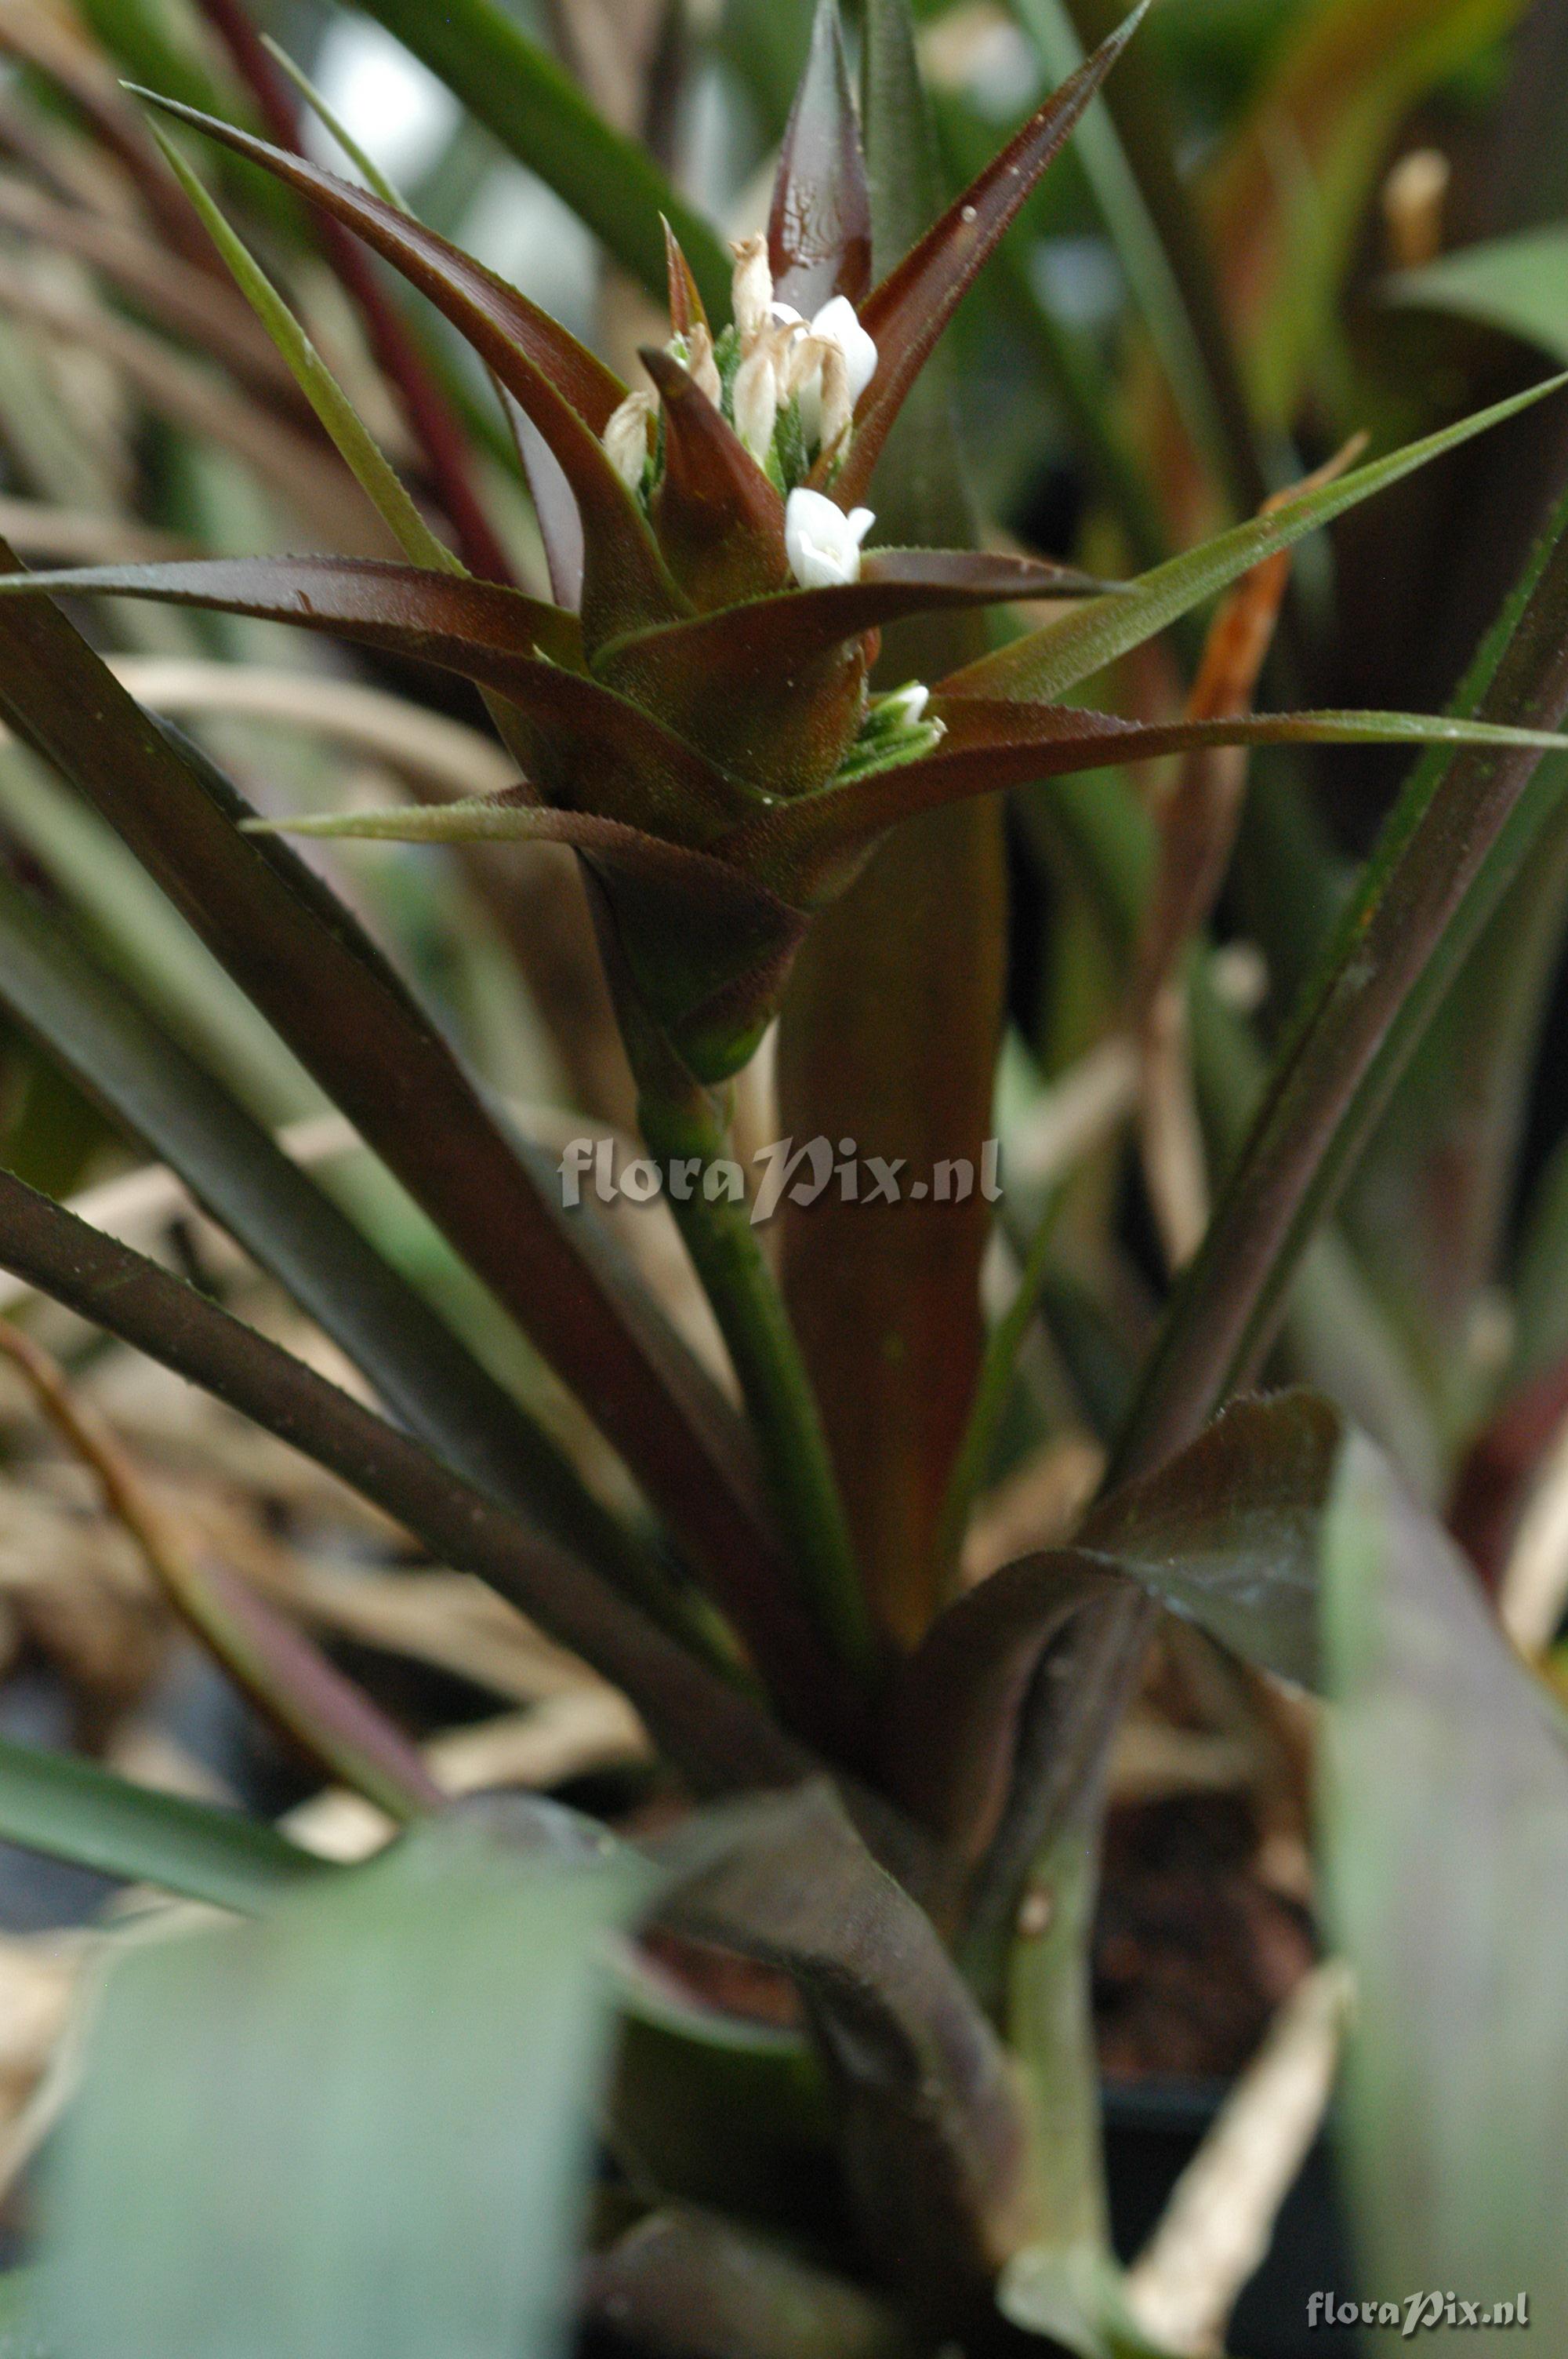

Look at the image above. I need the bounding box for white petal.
[785,487,874,589]
[810,294,879,404]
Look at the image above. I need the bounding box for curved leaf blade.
[0,1732,326,1913]
[943,375,1568,704]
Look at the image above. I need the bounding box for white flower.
[809,294,878,405]
[684,321,722,406]
[602,389,655,490]
[785,489,874,589]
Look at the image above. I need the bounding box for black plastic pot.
[1102,2080,1359,2359]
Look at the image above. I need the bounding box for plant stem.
[638,1085,878,1685]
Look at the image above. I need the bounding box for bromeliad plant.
[0,0,1565,2354]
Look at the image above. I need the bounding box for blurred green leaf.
[351,0,731,316]
[1114,453,1568,1483]
[1319,1436,1568,2339]
[1206,0,1534,425]
[948,370,1568,703]
[1388,224,1568,363]
[0,1732,326,1913]
[41,1809,655,2359]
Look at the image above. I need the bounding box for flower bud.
[602,389,656,490]
[785,488,874,589]
[733,341,779,462]
[685,321,722,406]
[815,340,852,459]
[730,234,773,346]
[809,294,878,406]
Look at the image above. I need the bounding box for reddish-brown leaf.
[825,1,1150,508]
[768,0,873,315]
[129,91,684,643]
[662,216,708,336]
[641,346,791,612]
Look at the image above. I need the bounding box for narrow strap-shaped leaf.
[354,0,731,318]
[0,1164,817,1800]
[129,91,685,644]
[1113,472,1568,1483]
[731,698,1568,903]
[827,1,1151,507]
[768,0,872,315]
[941,373,1568,703]
[0,552,576,660]
[0,871,666,1605]
[0,558,762,841]
[642,347,790,612]
[0,1730,327,1912]
[0,562,821,1735]
[194,0,515,585]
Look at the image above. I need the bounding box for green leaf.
[148,127,459,575]
[0,554,806,1715]
[0,1732,326,1913]
[944,373,1568,704]
[1113,462,1568,1484]
[351,0,731,318]
[1319,1437,1568,2335]
[1387,226,1568,366]
[129,89,682,646]
[40,1808,656,2359]
[1207,0,1534,426]
[0,871,662,1604]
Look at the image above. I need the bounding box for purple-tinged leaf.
[662,216,708,336]
[0,1165,815,1799]
[825,1,1151,507]
[768,0,873,316]
[506,398,586,611]
[728,695,1568,904]
[584,2208,915,2359]
[0,552,579,663]
[879,1391,1338,1868]
[128,90,684,643]
[641,346,792,612]
[0,558,759,841]
[0,562,840,1748]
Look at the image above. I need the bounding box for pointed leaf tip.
[661,215,707,336]
[829,0,1150,505]
[769,0,872,315]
